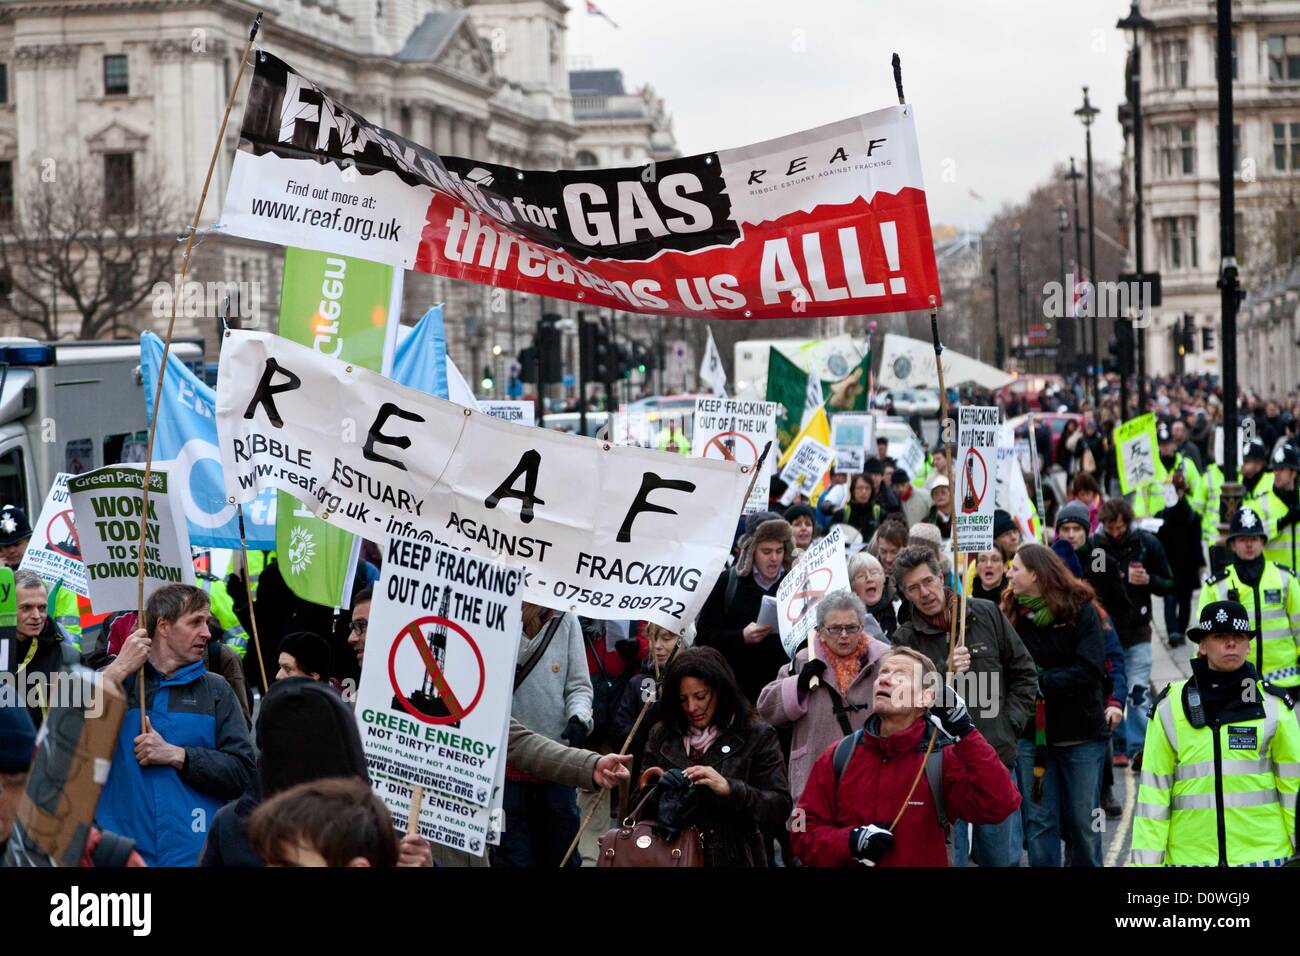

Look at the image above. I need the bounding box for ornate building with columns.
[0,0,681,398]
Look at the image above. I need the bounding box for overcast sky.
[567,0,1130,232]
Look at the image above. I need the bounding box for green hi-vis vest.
[50,584,83,651]
[1265,494,1299,576]
[1198,562,1300,687]
[1132,678,1300,867]
[1133,453,1205,521]
[1205,470,1278,545]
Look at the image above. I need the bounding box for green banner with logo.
[276,247,395,607]
[766,346,871,453]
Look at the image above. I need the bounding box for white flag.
[699,328,727,397]
[447,355,483,411]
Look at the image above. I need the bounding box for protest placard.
[19,473,88,598]
[691,397,777,513]
[776,525,849,659]
[67,465,194,610]
[479,401,536,428]
[954,406,999,553]
[779,436,835,499]
[1116,414,1166,495]
[832,413,875,474]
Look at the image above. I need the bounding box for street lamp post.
[1014,224,1025,372]
[991,242,1005,369]
[1217,0,1243,503]
[1119,1,1155,413]
[1065,157,1086,389]
[1056,199,1069,367]
[1076,86,1101,404]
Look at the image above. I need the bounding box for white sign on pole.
[954,406,999,553]
[215,331,749,631]
[776,525,849,659]
[67,464,194,610]
[356,536,523,858]
[691,397,777,513]
[479,401,535,428]
[832,414,875,475]
[897,436,926,477]
[699,328,728,397]
[778,436,835,499]
[19,473,88,598]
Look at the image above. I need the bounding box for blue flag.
[392,306,448,399]
[140,332,277,548]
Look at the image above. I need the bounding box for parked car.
[871,387,940,417]
[1005,412,1084,467]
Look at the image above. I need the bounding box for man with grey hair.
[758,588,889,801]
[96,584,254,866]
[890,546,1037,867]
[2,570,80,731]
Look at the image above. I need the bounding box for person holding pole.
[891,547,1038,866]
[1003,543,1109,867]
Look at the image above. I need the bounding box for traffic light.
[481,365,494,391]
[537,313,562,384]
[580,319,621,384]
[517,345,538,383]
[1115,318,1135,375]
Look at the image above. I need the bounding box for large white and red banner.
[219,52,942,320]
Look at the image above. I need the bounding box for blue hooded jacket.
[96,658,254,866]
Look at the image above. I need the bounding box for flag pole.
[236,506,271,695]
[928,295,962,667]
[133,13,262,732]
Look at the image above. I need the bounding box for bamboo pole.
[133,13,262,733]
[407,784,424,837]
[236,505,271,694]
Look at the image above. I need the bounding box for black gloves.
[797,658,828,696]
[225,573,249,611]
[848,824,894,866]
[928,687,975,741]
[614,638,640,663]
[561,716,588,748]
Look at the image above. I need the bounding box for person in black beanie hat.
[276,631,331,682]
[784,503,818,552]
[993,510,1021,561]
[200,677,430,867]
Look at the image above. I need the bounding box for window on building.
[574,149,598,168]
[1274,122,1300,171]
[1272,208,1300,264]
[1155,124,1195,177]
[103,153,134,215]
[1268,35,1300,82]
[1157,216,1199,271]
[0,161,12,222]
[1157,38,1190,88]
[0,64,9,105]
[103,54,129,96]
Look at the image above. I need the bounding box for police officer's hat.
[1157,421,1173,444]
[0,506,32,546]
[1243,439,1270,464]
[1227,505,1267,541]
[1274,443,1300,471]
[1188,600,1252,640]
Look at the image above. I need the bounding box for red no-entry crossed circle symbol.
[704,431,757,466]
[46,509,80,560]
[387,615,486,725]
[787,567,833,624]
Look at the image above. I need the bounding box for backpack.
[831,729,949,829]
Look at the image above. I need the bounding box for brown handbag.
[597,768,704,868]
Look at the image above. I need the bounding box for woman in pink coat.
[756,589,889,803]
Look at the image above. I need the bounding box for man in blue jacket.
[98,584,254,866]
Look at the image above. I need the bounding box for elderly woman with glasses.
[757,589,889,804]
[848,551,897,640]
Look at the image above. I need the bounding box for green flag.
[276,248,395,607]
[766,347,871,452]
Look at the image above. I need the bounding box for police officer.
[1134,421,1205,520]
[1198,506,1300,690]
[1266,444,1299,574]
[1132,600,1300,867]
[1205,439,1275,546]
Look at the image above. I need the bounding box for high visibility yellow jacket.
[1206,471,1278,543]
[1132,675,1300,867]
[1133,453,1204,520]
[1264,487,1300,575]
[1198,562,1300,687]
[49,584,83,652]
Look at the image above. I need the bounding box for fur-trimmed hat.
[734,518,795,577]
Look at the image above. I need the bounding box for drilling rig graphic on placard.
[392,586,461,727]
[961,451,979,514]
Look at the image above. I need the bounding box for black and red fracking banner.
[220,52,943,319]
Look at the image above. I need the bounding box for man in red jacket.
[792,646,1021,867]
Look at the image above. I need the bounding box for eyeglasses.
[349,618,368,635]
[901,574,942,598]
[820,624,863,636]
[853,571,884,583]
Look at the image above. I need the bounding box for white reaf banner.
[214,331,750,630]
